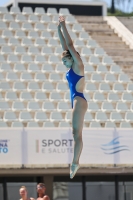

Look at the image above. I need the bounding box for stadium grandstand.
[0,0,133,200]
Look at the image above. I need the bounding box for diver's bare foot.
[70,163,80,179]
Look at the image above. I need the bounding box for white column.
[13,0,18,7]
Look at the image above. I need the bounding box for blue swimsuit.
[66,68,87,108]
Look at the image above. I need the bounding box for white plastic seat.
[34,73,47,82]
[57,102,70,112]
[84,112,93,122]
[34,92,47,102]
[14,64,26,72]
[130,103,133,112]
[120,122,132,128]
[15,30,26,39]
[72,24,83,33]
[15,14,27,22]
[50,92,62,102]
[101,102,114,112]
[34,7,45,15]
[50,111,63,122]
[6,72,19,82]
[47,8,57,15]
[84,93,91,101]
[113,83,125,93]
[43,122,55,127]
[42,82,55,92]
[13,82,26,91]
[0,63,11,72]
[104,74,117,83]
[42,101,55,112]
[59,8,70,15]
[86,39,98,48]
[94,47,106,56]
[40,15,51,24]
[22,7,33,15]
[7,54,20,64]
[97,65,108,74]
[21,55,33,64]
[121,92,133,102]
[93,92,105,102]
[34,38,46,47]
[65,15,77,25]
[118,73,130,83]
[27,82,40,92]
[110,112,123,122]
[0,93,4,100]
[4,111,17,122]
[21,22,33,31]
[28,47,40,55]
[11,122,24,127]
[49,73,61,83]
[125,112,133,122]
[28,15,39,23]
[0,38,7,46]
[14,46,26,55]
[84,65,94,74]
[20,72,33,82]
[2,30,13,39]
[95,112,108,122]
[58,122,70,127]
[116,102,128,112]
[56,83,69,92]
[85,83,97,92]
[88,102,99,112]
[81,47,92,57]
[55,64,66,73]
[52,15,59,24]
[0,7,8,14]
[28,31,39,39]
[107,92,119,102]
[1,46,12,55]
[0,73,4,81]
[127,83,133,93]
[79,31,90,41]
[10,7,21,14]
[34,111,48,122]
[48,39,59,47]
[2,14,14,23]
[110,64,121,74]
[89,122,101,128]
[0,101,10,110]
[102,56,114,65]
[0,121,8,127]
[12,101,25,111]
[8,38,20,46]
[64,91,70,102]
[9,22,20,30]
[89,56,100,65]
[47,23,57,32]
[65,111,72,122]
[41,64,54,73]
[0,22,7,30]
[34,55,46,64]
[19,111,33,122]
[27,64,40,72]
[5,91,18,101]
[0,81,11,91]
[99,83,111,93]
[0,55,6,63]
[40,31,52,40]
[67,31,78,39]
[74,39,85,47]
[41,47,53,55]
[54,47,63,56]
[105,122,116,128]
[48,55,60,64]
[91,73,102,82]
[21,38,33,46]
[27,122,39,127]
[27,101,40,111]
[34,23,46,31]
[20,92,33,101]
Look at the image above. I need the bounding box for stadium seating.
[0,6,132,128]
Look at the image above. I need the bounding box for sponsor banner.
[0,128,133,167]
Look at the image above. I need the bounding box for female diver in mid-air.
[58,16,88,179]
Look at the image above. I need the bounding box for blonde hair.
[20,186,27,191]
